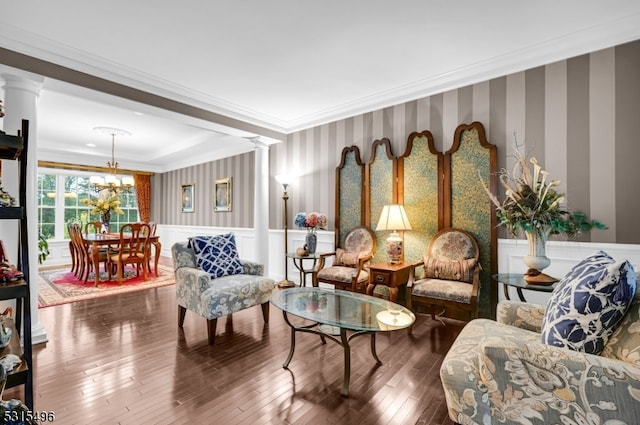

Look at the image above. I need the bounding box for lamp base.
[277,279,296,289]
[385,231,403,264]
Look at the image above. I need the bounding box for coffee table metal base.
[281,311,381,397]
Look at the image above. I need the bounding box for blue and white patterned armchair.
[440,295,640,425]
[171,241,275,345]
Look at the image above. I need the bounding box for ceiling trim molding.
[37,161,154,176]
[0,13,640,134]
[0,47,288,140]
[3,11,640,135]
[37,142,257,174]
[280,13,640,132]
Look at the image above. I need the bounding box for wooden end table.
[366,262,413,303]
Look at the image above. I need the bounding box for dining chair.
[85,221,104,235]
[85,221,118,256]
[107,223,152,284]
[67,223,79,276]
[142,222,160,276]
[68,223,86,279]
[69,223,110,284]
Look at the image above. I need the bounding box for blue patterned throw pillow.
[541,250,637,354]
[189,234,244,279]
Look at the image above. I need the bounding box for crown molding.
[280,12,640,132]
[3,13,640,134]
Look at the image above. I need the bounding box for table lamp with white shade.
[375,204,412,264]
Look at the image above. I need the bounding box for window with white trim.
[37,169,139,241]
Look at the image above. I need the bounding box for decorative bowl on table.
[376,303,414,330]
[294,293,328,313]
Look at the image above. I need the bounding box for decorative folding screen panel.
[444,122,497,318]
[333,123,497,319]
[400,131,442,264]
[335,146,365,248]
[365,139,396,265]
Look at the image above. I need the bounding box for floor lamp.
[275,175,295,288]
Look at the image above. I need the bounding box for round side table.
[492,273,557,302]
[286,253,323,287]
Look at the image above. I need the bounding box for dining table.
[82,233,161,286]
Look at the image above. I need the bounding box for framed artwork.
[214,177,232,212]
[181,184,195,213]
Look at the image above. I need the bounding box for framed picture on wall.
[214,177,232,212]
[181,183,195,213]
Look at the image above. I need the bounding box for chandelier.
[90,127,135,193]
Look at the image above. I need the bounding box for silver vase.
[523,229,550,275]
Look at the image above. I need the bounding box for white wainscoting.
[498,238,640,306]
[156,225,335,285]
[40,240,74,267]
[41,227,640,304]
[38,226,336,283]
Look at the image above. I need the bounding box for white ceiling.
[1,1,640,172]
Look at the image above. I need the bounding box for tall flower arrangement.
[81,191,124,216]
[481,141,606,238]
[294,212,328,233]
[294,212,327,255]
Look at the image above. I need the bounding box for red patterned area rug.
[38,264,175,308]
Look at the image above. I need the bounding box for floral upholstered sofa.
[171,236,275,345]
[440,295,640,425]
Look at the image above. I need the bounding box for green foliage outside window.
[37,173,56,240]
[37,172,139,240]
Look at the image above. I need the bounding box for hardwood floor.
[6,261,464,425]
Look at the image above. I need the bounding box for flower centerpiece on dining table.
[81,191,124,232]
[294,212,328,254]
[480,140,606,280]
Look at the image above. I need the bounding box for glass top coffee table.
[271,287,415,396]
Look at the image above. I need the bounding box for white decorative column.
[2,72,48,345]
[252,138,270,274]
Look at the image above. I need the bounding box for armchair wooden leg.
[261,302,269,323]
[207,318,218,345]
[350,279,357,293]
[178,306,186,327]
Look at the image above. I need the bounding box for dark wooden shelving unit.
[0,119,33,408]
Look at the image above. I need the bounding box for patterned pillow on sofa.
[189,234,244,279]
[541,250,637,354]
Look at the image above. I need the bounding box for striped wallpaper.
[158,39,640,245]
[154,152,256,229]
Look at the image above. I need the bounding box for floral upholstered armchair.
[171,236,275,344]
[313,226,376,292]
[407,228,480,322]
[440,296,640,425]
